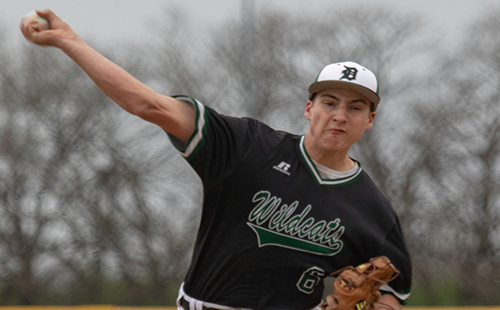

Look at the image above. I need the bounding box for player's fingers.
[20,11,49,43]
[20,23,40,43]
[35,9,61,26]
[324,295,338,310]
[20,22,50,45]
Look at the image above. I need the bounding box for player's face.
[304,88,375,156]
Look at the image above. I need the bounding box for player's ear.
[364,112,376,130]
[304,100,313,121]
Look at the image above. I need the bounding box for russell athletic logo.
[273,161,291,175]
[247,190,345,256]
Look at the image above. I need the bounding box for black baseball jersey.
[169,96,412,310]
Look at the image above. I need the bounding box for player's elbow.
[132,95,196,143]
[134,98,170,124]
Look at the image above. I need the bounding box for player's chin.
[320,140,350,153]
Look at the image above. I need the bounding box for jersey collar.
[298,135,363,186]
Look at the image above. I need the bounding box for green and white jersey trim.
[380,285,411,303]
[172,96,207,159]
[299,135,363,186]
[311,158,359,180]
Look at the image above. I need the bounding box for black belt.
[180,296,221,310]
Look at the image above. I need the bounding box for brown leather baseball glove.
[321,256,400,310]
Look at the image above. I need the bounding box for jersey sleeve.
[376,217,412,304]
[167,96,259,188]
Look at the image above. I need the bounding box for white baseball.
[22,11,50,30]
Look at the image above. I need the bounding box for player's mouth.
[328,128,346,134]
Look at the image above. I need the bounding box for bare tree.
[397,7,500,305]
[0,34,198,304]
[435,9,499,304]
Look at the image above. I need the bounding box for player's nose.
[332,105,348,123]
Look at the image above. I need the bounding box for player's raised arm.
[20,9,196,144]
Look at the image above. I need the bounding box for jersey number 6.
[296,267,325,294]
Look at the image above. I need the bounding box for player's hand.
[321,294,338,310]
[20,9,78,47]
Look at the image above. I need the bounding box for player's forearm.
[21,9,196,143]
[57,36,157,117]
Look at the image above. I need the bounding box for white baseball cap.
[308,61,380,110]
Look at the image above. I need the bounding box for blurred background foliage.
[1,3,500,306]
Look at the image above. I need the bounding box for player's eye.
[350,104,365,111]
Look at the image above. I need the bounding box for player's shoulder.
[251,121,300,150]
[218,111,299,143]
[355,170,395,211]
[201,103,301,155]
[356,169,385,193]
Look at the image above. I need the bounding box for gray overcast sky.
[4,0,500,46]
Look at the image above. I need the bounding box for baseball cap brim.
[308,80,380,106]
